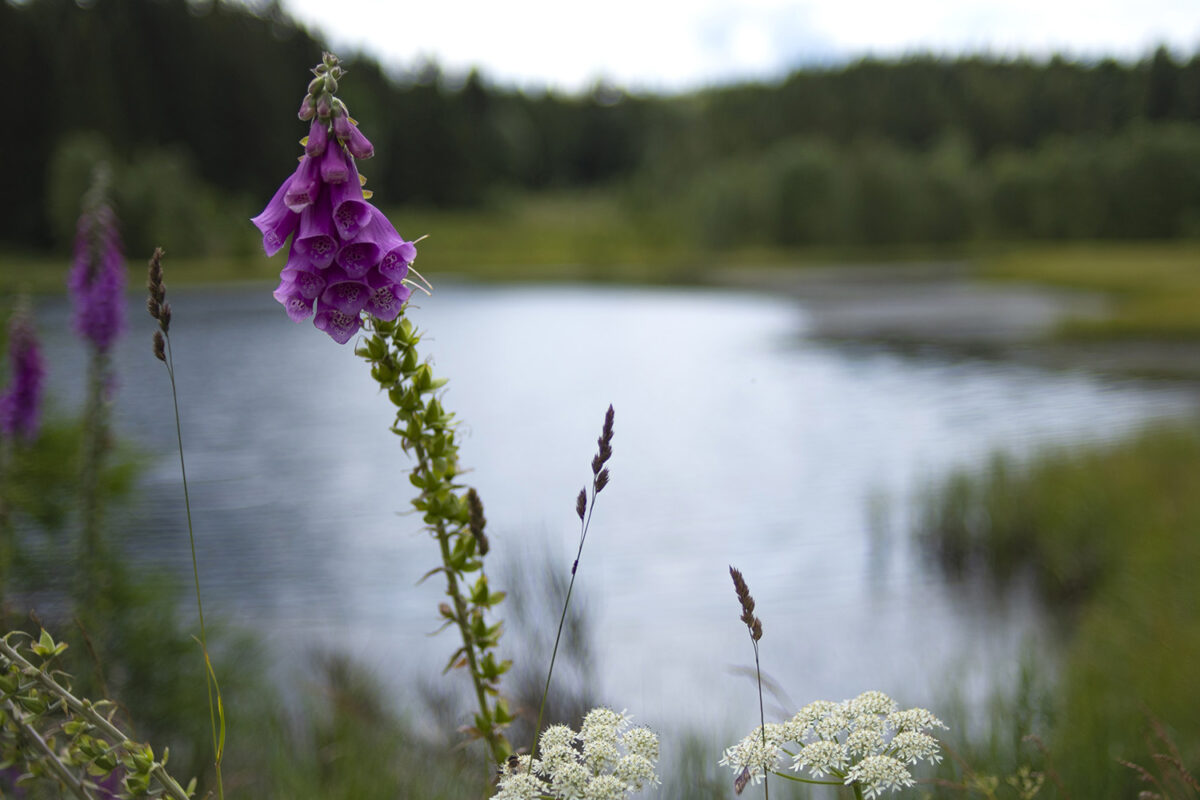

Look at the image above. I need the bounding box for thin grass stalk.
[148,249,224,799]
[530,405,613,763]
[160,334,224,800]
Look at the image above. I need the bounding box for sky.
[283,0,1200,93]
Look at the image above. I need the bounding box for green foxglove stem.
[358,316,510,767]
[0,438,12,619]
[770,771,844,787]
[77,348,109,621]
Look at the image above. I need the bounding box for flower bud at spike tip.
[298,94,315,120]
[305,119,328,158]
[333,114,352,141]
[345,123,374,160]
[307,76,325,95]
[316,95,332,119]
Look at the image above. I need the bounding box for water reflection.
[32,282,1197,734]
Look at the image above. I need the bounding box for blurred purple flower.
[0,305,45,442]
[68,202,126,353]
[252,66,416,344]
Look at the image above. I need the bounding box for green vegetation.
[6,0,1200,256]
[920,423,1200,798]
[983,242,1200,339]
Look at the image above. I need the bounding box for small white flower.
[889,730,942,765]
[792,739,848,777]
[615,753,659,791]
[541,724,578,753]
[581,707,628,745]
[622,727,659,763]
[494,772,544,800]
[887,708,947,733]
[584,738,621,772]
[584,773,629,800]
[846,726,886,757]
[846,691,898,717]
[550,761,590,800]
[792,700,840,732]
[845,754,915,799]
[719,729,782,784]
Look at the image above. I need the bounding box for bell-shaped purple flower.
[313,300,361,345]
[272,277,316,323]
[68,203,126,353]
[352,205,416,284]
[364,269,412,322]
[294,189,338,269]
[319,266,371,315]
[331,158,371,240]
[0,306,45,442]
[252,175,301,256]
[284,154,322,213]
[280,253,328,301]
[336,238,381,279]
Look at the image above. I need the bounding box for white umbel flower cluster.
[720,691,947,797]
[492,708,660,800]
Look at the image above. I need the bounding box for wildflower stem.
[415,437,504,766]
[161,334,224,800]
[769,771,844,786]
[77,348,108,618]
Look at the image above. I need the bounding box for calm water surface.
[33,282,1198,735]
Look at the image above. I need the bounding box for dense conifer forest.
[7,0,1200,252]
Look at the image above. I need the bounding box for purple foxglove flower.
[335,238,381,279]
[319,266,371,315]
[344,123,374,160]
[272,277,316,322]
[380,238,417,284]
[0,306,45,442]
[331,176,371,240]
[68,204,126,353]
[313,301,361,344]
[280,258,328,301]
[306,119,329,158]
[298,94,316,120]
[294,189,338,268]
[351,205,414,283]
[284,154,322,213]
[319,141,350,185]
[252,175,301,256]
[364,268,412,322]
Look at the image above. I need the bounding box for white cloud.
[284,0,1200,92]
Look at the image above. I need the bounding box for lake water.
[31,281,1198,738]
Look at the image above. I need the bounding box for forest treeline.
[6,0,1200,254]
